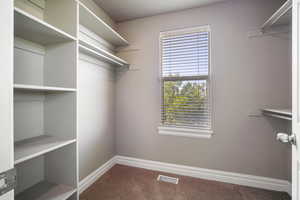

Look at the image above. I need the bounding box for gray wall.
[115,0,291,180]
[78,54,116,181]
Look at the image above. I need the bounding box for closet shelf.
[14,7,76,45]
[262,108,292,121]
[79,39,129,66]
[14,84,76,92]
[16,181,76,200]
[79,2,129,47]
[79,44,129,68]
[14,135,76,165]
[261,0,292,32]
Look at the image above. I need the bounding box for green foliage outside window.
[162,79,208,127]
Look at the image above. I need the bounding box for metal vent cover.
[157,175,179,184]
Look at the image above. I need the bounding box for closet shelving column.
[259,0,292,121]
[13,0,78,199]
[76,0,129,195]
[78,1,129,68]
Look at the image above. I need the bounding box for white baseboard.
[79,155,291,196]
[115,156,291,195]
[79,156,116,194]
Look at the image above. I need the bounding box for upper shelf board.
[14,84,76,93]
[79,39,129,66]
[262,108,292,121]
[14,7,76,45]
[261,0,292,32]
[79,2,129,47]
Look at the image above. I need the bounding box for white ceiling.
[94,0,229,22]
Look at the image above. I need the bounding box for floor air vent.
[157,175,179,184]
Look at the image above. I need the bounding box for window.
[158,26,212,138]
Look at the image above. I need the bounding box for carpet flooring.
[80,164,290,200]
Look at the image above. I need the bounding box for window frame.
[158,25,213,139]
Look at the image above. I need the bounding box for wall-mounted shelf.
[79,39,129,66]
[14,7,76,45]
[79,44,128,68]
[79,2,128,47]
[262,108,292,121]
[14,135,76,165]
[14,84,76,92]
[261,0,292,32]
[16,181,76,200]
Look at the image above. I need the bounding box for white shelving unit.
[12,0,130,199]
[16,181,76,200]
[13,0,79,199]
[14,84,76,92]
[262,108,292,121]
[79,39,129,67]
[15,135,76,165]
[79,2,128,47]
[14,8,76,45]
[261,0,292,32]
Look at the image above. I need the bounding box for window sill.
[158,126,213,139]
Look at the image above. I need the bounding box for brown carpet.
[80,164,290,200]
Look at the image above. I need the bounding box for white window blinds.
[160,26,212,131]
